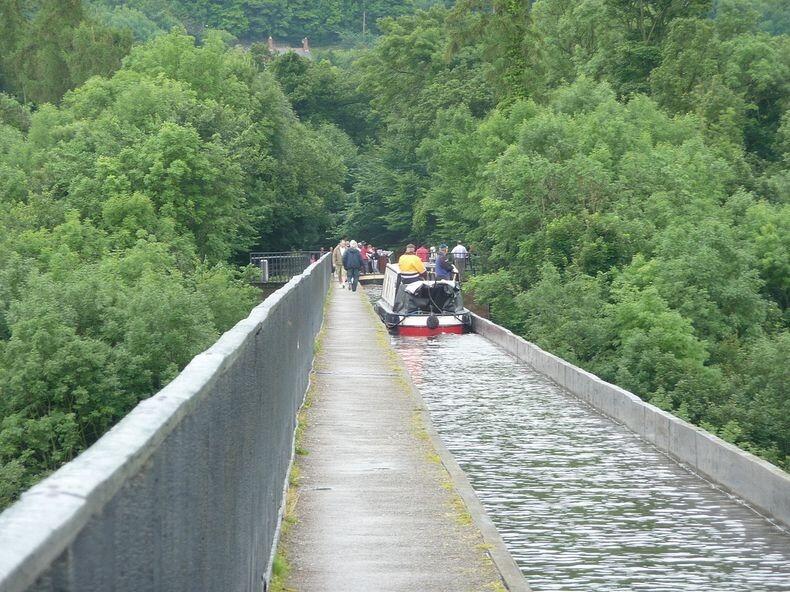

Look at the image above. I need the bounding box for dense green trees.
[334,2,788,469]
[91,0,427,43]
[0,0,132,104]
[0,0,787,506]
[267,52,374,142]
[0,29,347,506]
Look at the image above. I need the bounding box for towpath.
[282,284,508,591]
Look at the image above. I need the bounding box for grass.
[411,409,430,442]
[269,483,300,592]
[294,382,317,456]
[269,304,329,592]
[451,494,473,526]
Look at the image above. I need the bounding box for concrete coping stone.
[0,260,325,592]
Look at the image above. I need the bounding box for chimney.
[267,36,275,51]
[302,37,310,52]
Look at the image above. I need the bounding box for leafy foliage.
[0,0,787,508]
[92,0,426,43]
[0,0,132,104]
[0,29,346,507]
[336,2,790,470]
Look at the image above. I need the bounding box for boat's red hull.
[396,324,466,337]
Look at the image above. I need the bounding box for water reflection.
[365,287,790,592]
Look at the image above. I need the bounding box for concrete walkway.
[283,285,505,591]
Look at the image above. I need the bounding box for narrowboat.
[373,263,472,336]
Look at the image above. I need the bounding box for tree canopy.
[0,29,348,506]
[0,0,787,508]
[89,0,431,44]
[332,1,789,469]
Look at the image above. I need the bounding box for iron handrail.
[250,251,326,283]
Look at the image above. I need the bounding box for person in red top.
[415,244,430,262]
[359,241,370,273]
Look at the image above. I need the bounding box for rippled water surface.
[364,286,790,591]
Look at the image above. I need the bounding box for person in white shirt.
[451,241,468,274]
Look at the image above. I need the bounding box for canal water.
[364,286,790,591]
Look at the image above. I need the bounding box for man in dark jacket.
[435,244,455,280]
[342,240,363,291]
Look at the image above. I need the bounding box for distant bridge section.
[0,256,332,592]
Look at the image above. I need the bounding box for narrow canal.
[364,286,790,591]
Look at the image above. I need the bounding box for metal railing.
[448,252,483,276]
[250,251,324,283]
[416,252,484,277]
[246,249,486,283]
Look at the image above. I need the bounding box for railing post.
[260,259,269,283]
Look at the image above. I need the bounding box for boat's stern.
[375,300,471,336]
[398,314,470,336]
[375,266,472,336]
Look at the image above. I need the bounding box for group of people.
[331,239,392,291]
[331,238,470,291]
[412,242,469,273]
[397,242,467,284]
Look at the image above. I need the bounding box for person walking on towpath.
[398,243,427,284]
[416,244,430,263]
[332,239,347,286]
[342,240,363,292]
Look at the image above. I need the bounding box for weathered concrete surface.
[0,257,331,592]
[285,286,510,591]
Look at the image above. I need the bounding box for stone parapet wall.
[0,256,331,592]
